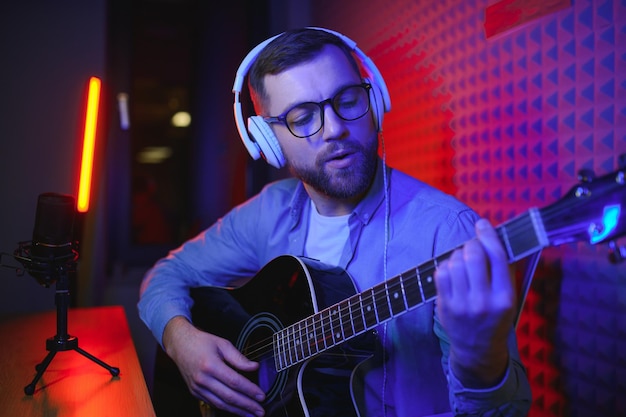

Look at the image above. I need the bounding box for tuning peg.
[577,169,596,182]
[607,240,626,264]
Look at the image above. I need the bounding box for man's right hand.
[163,316,266,417]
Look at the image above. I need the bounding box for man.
[138,28,531,417]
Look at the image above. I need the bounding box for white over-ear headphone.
[232,27,391,169]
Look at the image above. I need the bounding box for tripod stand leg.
[74,346,120,376]
[25,350,57,395]
[23,267,121,395]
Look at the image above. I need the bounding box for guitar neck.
[273,207,549,371]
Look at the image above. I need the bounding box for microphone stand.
[24,260,120,395]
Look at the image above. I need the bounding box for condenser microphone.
[30,193,76,260]
[10,193,79,286]
[6,192,121,394]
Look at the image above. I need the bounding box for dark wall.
[103,0,312,271]
[0,1,106,315]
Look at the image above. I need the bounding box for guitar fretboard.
[273,207,548,371]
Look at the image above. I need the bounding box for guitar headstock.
[540,155,626,261]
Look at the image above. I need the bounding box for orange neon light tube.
[77,76,101,213]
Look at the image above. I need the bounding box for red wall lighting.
[484,0,571,38]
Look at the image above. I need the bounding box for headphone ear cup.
[247,116,285,169]
[364,78,385,132]
[234,101,262,160]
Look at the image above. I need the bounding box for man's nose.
[320,103,349,140]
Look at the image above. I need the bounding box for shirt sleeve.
[430,209,532,415]
[137,194,266,347]
[435,321,532,416]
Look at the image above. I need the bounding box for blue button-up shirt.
[138,160,531,416]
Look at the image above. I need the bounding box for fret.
[350,295,366,334]
[329,305,343,344]
[285,325,295,364]
[339,300,354,339]
[417,262,437,301]
[312,315,323,353]
[362,289,378,328]
[388,277,406,315]
[286,325,295,365]
[304,316,315,358]
[273,332,282,370]
[497,208,548,262]
[295,321,305,361]
[278,329,286,368]
[315,314,325,354]
[403,270,423,308]
[284,325,293,364]
[277,331,287,370]
[373,282,391,321]
[293,324,301,364]
[319,308,331,349]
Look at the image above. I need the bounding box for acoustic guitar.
[184,163,626,417]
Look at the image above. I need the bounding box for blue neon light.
[590,204,621,244]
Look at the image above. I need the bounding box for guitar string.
[241,208,562,364]
[241,208,547,363]
[239,264,438,363]
[225,266,431,362]
[241,240,446,362]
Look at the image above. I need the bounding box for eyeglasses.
[264,83,372,138]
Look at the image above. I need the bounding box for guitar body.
[190,255,378,417]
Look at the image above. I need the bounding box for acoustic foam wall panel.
[313,0,626,415]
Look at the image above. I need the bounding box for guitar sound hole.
[237,314,288,406]
[243,327,277,391]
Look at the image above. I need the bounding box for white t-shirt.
[304,200,350,266]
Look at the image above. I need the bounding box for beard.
[288,136,379,200]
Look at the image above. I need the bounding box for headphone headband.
[233,27,391,168]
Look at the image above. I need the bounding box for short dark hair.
[248,28,361,113]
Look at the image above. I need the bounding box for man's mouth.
[323,148,358,168]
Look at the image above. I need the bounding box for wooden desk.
[0,306,155,417]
